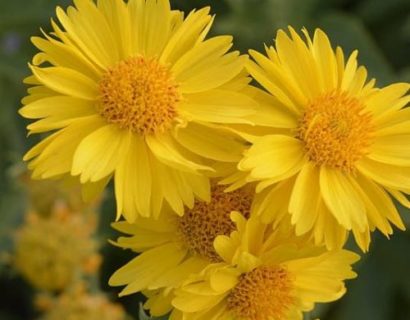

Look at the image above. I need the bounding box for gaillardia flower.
[20,0,256,221]
[172,213,359,320]
[37,283,127,320]
[237,27,409,251]
[109,184,253,317]
[14,208,98,291]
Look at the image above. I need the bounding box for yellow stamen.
[227,266,294,320]
[297,90,374,172]
[98,56,180,136]
[177,185,252,262]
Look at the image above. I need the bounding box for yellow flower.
[37,283,127,320]
[21,172,102,216]
[237,27,409,251]
[14,208,99,291]
[172,213,359,320]
[20,0,256,222]
[109,184,253,316]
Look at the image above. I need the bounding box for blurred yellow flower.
[172,213,359,320]
[20,0,256,222]
[14,206,100,291]
[36,283,127,320]
[237,27,409,251]
[20,172,102,216]
[109,184,253,317]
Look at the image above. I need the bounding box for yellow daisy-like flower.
[20,0,256,222]
[109,184,253,316]
[37,283,127,320]
[237,27,409,251]
[14,208,99,291]
[172,213,359,320]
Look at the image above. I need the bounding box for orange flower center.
[227,266,294,320]
[177,185,252,262]
[297,90,374,172]
[98,56,180,136]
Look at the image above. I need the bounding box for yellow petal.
[172,36,233,81]
[173,290,226,313]
[313,200,348,250]
[180,89,256,124]
[174,123,245,162]
[141,0,172,56]
[20,96,96,133]
[319,167,367,231]
[365,83,409,118]
[98,0,132,59]
[209,267,239,292]
[356,157,410,192]
[149,256,208,289]
[386,188,410,209]
[246,58,300,114]
[115,135,152,221]
[239,135,306,181]
[30,65,98,100]
[146,134,212,173]
[253,178,294,226]
[72,125,131,183]
[31,35,101,80]
[368,134,410,166]
[311,29,338,92]
[289,163,320,235]
[242,86,299,128]
[355,174,404,234]
[56,1,118,67]
[109,243,186,296]
[289,250,359,303]
[275,29,320,99]
[160,7,211,65]
[179,53,246,94]
[341,50,358,91]
[26,115,105,179]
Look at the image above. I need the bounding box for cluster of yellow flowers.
[13,178,128,320]
[13,176,101,292]
[14,207,99,291]
[19,0,409,319]
[36,283,126,320]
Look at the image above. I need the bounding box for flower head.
[14,207,99,291]
[20,0,256,222]
[37,283,126,320]
[237,27,409,251]
[172,213,359,320]
[109,184,253,316]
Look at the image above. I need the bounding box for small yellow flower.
[236,27,409,251]
[20,0,256,222]
[20,172,102,216]
[172,213,359,320]
[14,208,99,291]
[37,283,127,320]
[109,184,253,317]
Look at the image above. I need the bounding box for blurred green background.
[0,0,409,319]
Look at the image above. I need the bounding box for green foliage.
[0,0,409,320]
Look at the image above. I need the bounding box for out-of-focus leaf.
[398,67,410,83]
[355,0,410,71]
[328,232,410,320]
[328,250,392,320]
[214,0,320,51]
[319,12,396,85]
[0,184,26,252]
[356,0,410,24]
